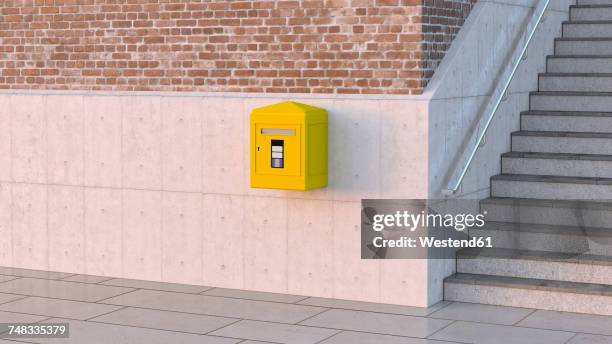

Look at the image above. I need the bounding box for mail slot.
[250,101,328,190]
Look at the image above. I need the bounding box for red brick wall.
[0,0,476,95]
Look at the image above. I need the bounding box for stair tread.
[491,174,612,185]
[512,130,612,138]
[549,55,612,58]
[457,248,612,266]
[480,221,612,237]
[572,4,612,8]
[445,273,612,296]
[502,151,612,161]
[531,91,612,96]
[522,110,612,117]
[557,37,612,41]
[565,20,612,24]
[540,72,612,77]
[481,197,612,209]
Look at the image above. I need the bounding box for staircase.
[444,0,612,316]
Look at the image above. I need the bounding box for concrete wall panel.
[0,96,11,182]
[161,98,203,192]
[122,97,162,190]
[122,189,162,281]
[287,199,333,298]
[84,96,123,188]
[11,183,47,270]
[202,194,245,289]
[47,95,84,185]
[48,185,84,273]
[84,188,122,277]
[0,183,12,267]
[162,192,203,285]
[11,95,46,184]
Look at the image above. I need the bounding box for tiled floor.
[0,268,610,343]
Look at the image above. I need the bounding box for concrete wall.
[0,90,434,306]
[427,0,574,200]
[423,0,574,303]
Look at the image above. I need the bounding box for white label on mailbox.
[272,146,283,152]
[272,152,283,158]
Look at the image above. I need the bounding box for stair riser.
[444,283,612,316]
[512,135,612,155]
[563,22,612,38]
[458,257,612,284]
[556,40,612,55]
[540,76,612,92]
[502,157,612,178]
[481,202,612,228]
[531,94,612,112]
[570,7,612,21]
[522,114,612,132]
[469,227,612,255]
[491,179,612,200]
[548,57,612,73]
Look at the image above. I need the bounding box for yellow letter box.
[250,101,328,190]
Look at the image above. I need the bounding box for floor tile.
[202,288,306,304]
[299,309,451,338]
[101,278,211,294]
[428,302,534,325]
[209,320,338,344]
[32,318,239,344]
[102,289,326,324]
[319,331,456,344]
[297,297,449,316]
[0,278,134,302]
[568,334,612,344]
[0,267,73,280]
[0,310,48,324]
[430,321,575,344]
[0,294,26,305]
[90,307,237,334]
[60,275,113,284]
[0,297,123,320]
[518,310,612,336]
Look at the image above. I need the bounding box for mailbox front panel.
[255,124,301,177]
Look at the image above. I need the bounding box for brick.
[0,0,475,94]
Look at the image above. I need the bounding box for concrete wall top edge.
[0,89,432,102]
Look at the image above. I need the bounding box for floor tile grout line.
[294,308,332,325]
[96,284,211,296]
[198,291,309,305]
[85,317,255,342]
[0,276,23,285]
[312,329,342,344]
[564,332,580,344]
[426,301,454,317]
[93,288,141,303]
[202,318,243,335]
[425,319,457,340]
[0,296,29,306]
[83,306,128,321]
[292,296,312,304]
[511,308,538,326]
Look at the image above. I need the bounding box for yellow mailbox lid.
[251,101,326,117]
[250,101,328,191]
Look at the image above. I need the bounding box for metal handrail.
[443,0,551,195]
